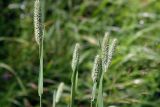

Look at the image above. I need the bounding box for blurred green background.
[0,0,160,107]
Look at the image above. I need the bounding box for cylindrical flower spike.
[34,0,43,45]
[102,32,110,68]
[105,38,117,71]
[56,82,64,103]
[70,43,80,107]
[71,43,80,72]
[92,55,102,83]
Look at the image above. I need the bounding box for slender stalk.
[52,91,56,107]
[96,33,117,107]
[71,69,77,107]
[38,38,43,107]
[34,0,44,106]
[70,43,80,107]
[38,37,43,95]
[97,70,105,107]
[91,100,93,107]
[40,95,42,107]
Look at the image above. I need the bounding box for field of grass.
[0,0,160,107]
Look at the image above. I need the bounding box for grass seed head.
[56,82,65,103]
[92,55,101,83]
[34,0,43,45]
[105,38,117,71]
[71,43,80,71]
[102,32,109,67]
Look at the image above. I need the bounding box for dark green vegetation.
[0,0,160,107]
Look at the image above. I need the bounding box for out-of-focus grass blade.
[0,63,26,94]
[126,22,160,45]
[0,37,28,46]
[46,24,55,39]
[93,0,108,16]
[41,0,45,23]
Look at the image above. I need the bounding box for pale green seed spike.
[105,38,117,71]
[91,55,101,102]
[34,0,44,107]
[70,43,80,107]
[34,0,43,98]
[101,32,110,69]
[34,0,43,45]
[71,43,80,72]
[56,82,65,103]
[91,55,101,83]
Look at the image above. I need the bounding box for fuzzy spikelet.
[102,32,109,68]
[92,55,101,83]
[56,82,64,103]
[34,0,43,45]
[105,39,117,71]
[71,43,80,72]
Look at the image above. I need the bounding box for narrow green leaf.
[52,91,56,107]
[97,72,104,107]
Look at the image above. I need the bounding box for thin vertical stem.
[97,71,104,107]
[70,69,77,107]
[91,100,93,107]
[38,32,43,107]
[38,38,43,96]
[52,91,56,107]
[40,95,42,107]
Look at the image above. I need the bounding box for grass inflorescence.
[70,43,80,107]
[90,33,117,107]
[34,1,117,107]
[1,0,160,107]
[34,0,44,106]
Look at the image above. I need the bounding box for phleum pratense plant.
[91,32,117,107]
[34,0,44,107]
[70,43,80,107]
[33,1,117,106]
[91,55,102,106]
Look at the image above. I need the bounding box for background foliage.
[0,0,160,107]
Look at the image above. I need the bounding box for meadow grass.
[0,0,160,107]
[70,43,80,107]
[34,0,44,106]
